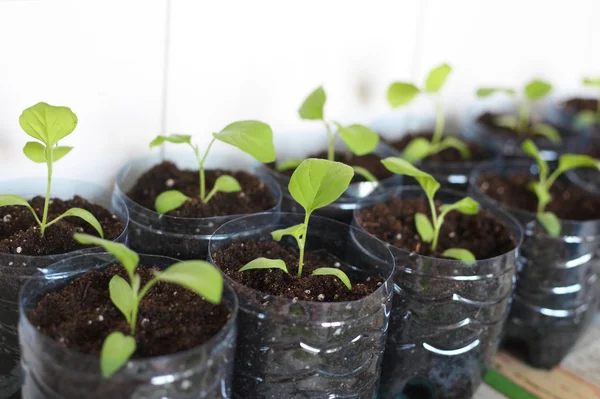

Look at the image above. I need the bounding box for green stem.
[432,97,444,145]
[428,197,440,251]
[40,147,53,236]
[517,102,530,135]
[545,168,563,193]
[197,138,217,203]
[325,121,336,161]
[297,212,311,277]
[130,278,159,334]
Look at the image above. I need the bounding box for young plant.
[476,79,561,144]
[275,87,380,182]
[573,77,600,128]
[149,120,276,214]
[0,102,104,238]
[387,63,471,163]
[381,157,479,261]
[521,139,600,237]
[240,158,355,288]
[73,233,223,378]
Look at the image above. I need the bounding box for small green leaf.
[74,234,139,279]
[522,139,548,182]
[100,332,136,378]
[537,211,561,237]
[476,87,516,97]
[574,110,598,129]
[205,175,241,202]
[425,63,452,93]
[109,275,134,325]
[298,86,326,120]
[583,77,600,86]
[156,260,223,304]
[19,102,78,146]
[149,134,192,148]
[531,123,562,145]
[524,79,552,100]
[335,123,379,156]
[387,82,420,107]
[312,267,352,290]
[0,194,40,225]
[53,146,73,162]
[381,157,440,200]
[239,257,289,274]
[440,197,480,215]
[402,137,432,163]
[528,181,552,211]
[213,120,276,163]
[442,248,476,263]
[436,137,471,160]
[352,166,378,182]
[271,224,305,241]
[154,190,190,214]
[23,141,46,163]
[494,115,518,130]
[131,274,141,294]
[288,159,354,214]
[415,212,434,243]
[276,159,304,172]
[51,208,104,238]
[557,154,600,174]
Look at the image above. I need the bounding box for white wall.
[1,0,599,188]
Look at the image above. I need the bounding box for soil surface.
[356,198,515,259]
[212,241,383,302]
[477,112,562,146]
[388,132,492,163]
[28,264,231,357]
[563,97,598,114]
[127,161,276,218]
[477,173,600,221]
[0,196,123,256]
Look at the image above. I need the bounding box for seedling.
[0,103,104,238]
[149,120,276,214]
[381,157,479,261]
[275,87,380,182]
[387,63,471,163]
[73,233,223,378]
[240,158,355,289]
[476,79,561,144]
[573,77,600,128]
[521,139,600,237]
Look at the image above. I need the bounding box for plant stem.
[197,138,216,203]
[325,121,336,161]
[517,102,530,136]
[428,197,440,251]
[432,97,444,145]
[130,278,159,334]
[545,168,563,193]
[40,147,53,236]
[297,212,311,277]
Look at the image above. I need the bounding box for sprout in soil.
[521,139,600,237]
[387,63,471,163]
[573,77,600,128]
[149,120,276,214]
[0,102,104,239]
[240,158,354,289]
[275,86,379,183]
[381,157,478,262]
[476,79,561,144]
[73,233,223,378]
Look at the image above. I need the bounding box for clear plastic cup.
[353,186,523,399]
[113,153,282,260]
[0,178,128,399]
[470,161,600,368]
[208,212,395,399]
[19,252,238,399]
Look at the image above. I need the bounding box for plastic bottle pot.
[565,134,600,196]
[470,161,600,369]
[113,154,282,260]
[0,178,128,399]
[19,252,238,399]
[208,212,395,399]
[353,187,523,399]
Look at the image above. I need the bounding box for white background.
[1,0,599,187]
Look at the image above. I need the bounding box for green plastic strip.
[484,370,540,399]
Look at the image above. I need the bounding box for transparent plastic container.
[113,153,282,260]
[470,161,600,369]
[19,252,238,399]
[353,187,523,399]
[208,213,395,399]
[565,133,600,195]
[0,178,128,399]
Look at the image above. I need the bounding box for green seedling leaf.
[476,88,516,97]
[528,181,552,212]
[239,257,289,274]
[387,82,420,107]
[156,260,223,304]
[312,267,352,290]
[440,197,480,215]
[53,146,73,162]
[276,159,304,172]
[271,224,305,241]
[537,211,561,237]
[494,115,518,130]
[402,137,432,163]
[522,139,548,182]
[425,63,452,93]
[298,86,326,120]
[437,137,471,160]
[0,194,41,224]
[155,190,190,214]
[335,123,379,156]
[352,166,378,182]
[100,332,136,378]
[524,79,552,100]
[583,77,600,87]
[213,120,276,163]
[55,208,104,238]
[74,234,139,279]
[531,123,561,145]
[415,212,434,243]
[23,141,46,163]
[288,158,354,214]
[204,175,241,202]
[109,275,134,324]
[442,248,476,264]
[557,154,600,174]
[19,102,78,146]
[132,274,141,294]
[149,134,192,147]
[574,110,598,129]
[381,157,440,200]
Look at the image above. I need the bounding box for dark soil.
[127,161,276,218]
[477,173,600,221]
[356,198,515,259]
[563,97,598,114]
[28,264,231,358]
[477,112,562,146]
[0,196,123,256]
[388,132,492,163]
[212,241,383,302]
